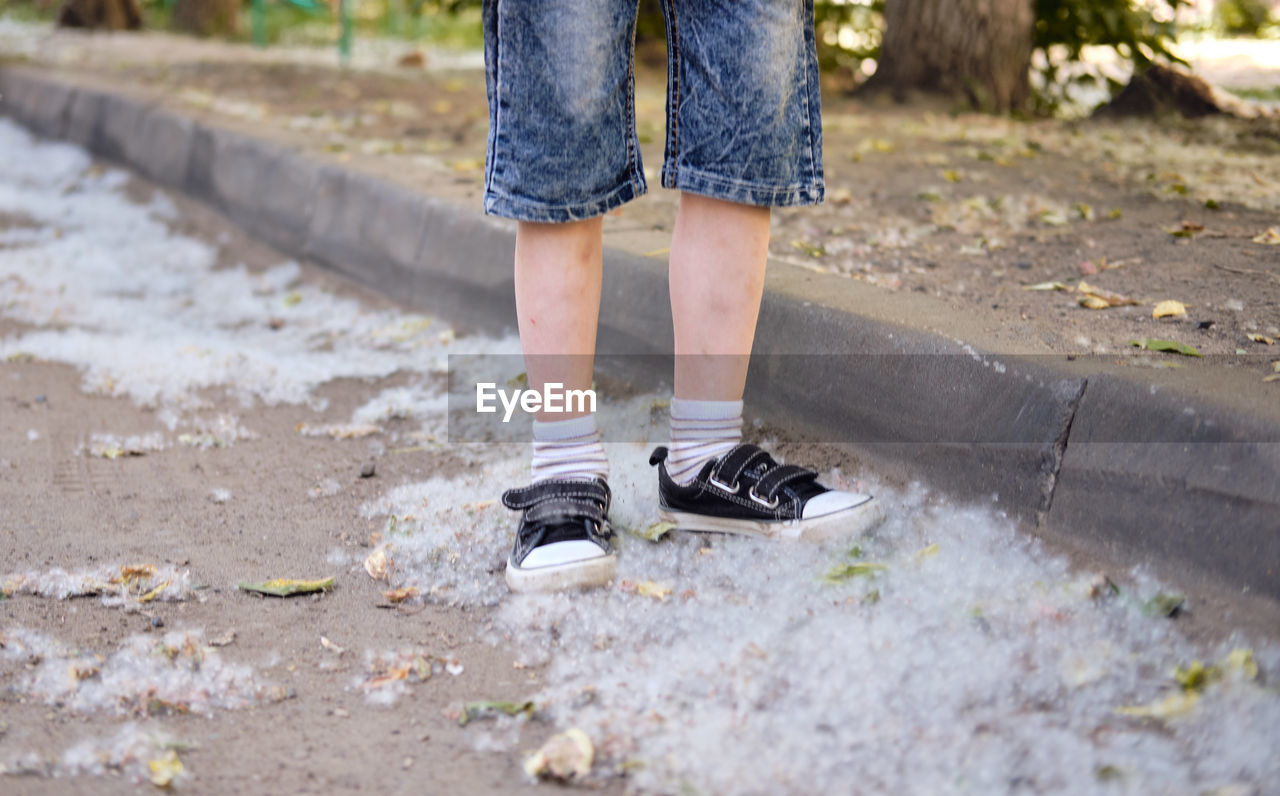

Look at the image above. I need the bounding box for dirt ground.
[3,26,1280,794]
[7,33,1274,370]
[0,189,597,794]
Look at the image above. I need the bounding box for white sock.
[530,414,609,483]
[666,397,743,484]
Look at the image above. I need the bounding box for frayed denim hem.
[660,166,824,208]
[483,178,647,223]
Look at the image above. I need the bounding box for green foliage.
[813,0,884,82]
[1031,0,1189,113]
[1212,0,1273,36]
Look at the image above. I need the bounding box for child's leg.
[515,218,609,484]
[656,194,881,540]
[663,193,769,483]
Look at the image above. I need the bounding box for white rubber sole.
[505,552,617,593]
[660,497,886,542]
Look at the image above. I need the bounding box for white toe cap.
[801,490,873,520]
[520,540,608,569]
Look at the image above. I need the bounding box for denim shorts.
[482,0,825,223]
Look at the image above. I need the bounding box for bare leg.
[514,217,603,421]
[669,193,771,400]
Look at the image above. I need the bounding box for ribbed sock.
[665,397,743,484]
[530,414,609,483]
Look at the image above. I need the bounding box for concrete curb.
[3,66,1276,600]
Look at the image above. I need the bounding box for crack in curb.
[1038,377,1088,529]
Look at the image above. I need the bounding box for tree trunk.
[860,0,1034,113]
[57,0,143,31]
[171,0,240,37]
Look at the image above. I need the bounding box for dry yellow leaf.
[1152,300,1188,319]
[149,749,184,788]
[1077,281,1137,307]
[1252,227,1280,245]
[139,580,170,603]
[364,547,391,581]
[636,581,672,601]
[914,543,940,560]
[1246,333,1275,345]
[1079,295,1110,310]
[384,586,419,603]
[114,564,157,585]
[1116,691,1199,719]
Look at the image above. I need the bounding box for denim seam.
[667,0,681,186]
[485,179,642,222]
[663,166,820,201]
[484,0,503,195]
[624,9,641,197]
[799,0,820,193]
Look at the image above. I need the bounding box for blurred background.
[1,0,1276,116]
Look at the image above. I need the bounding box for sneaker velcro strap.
[501,479,610,512]
[524,498,607,526]
[711,444,773,488]
[753,464,818,501]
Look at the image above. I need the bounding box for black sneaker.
[649,444,884,541]
[500,478,617,592]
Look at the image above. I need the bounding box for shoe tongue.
[538,519,591,545]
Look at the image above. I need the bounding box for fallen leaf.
[1141,591,1186,617]
[1039,210,1068,227]
[363,664,412,689]
[384,586,419,603]
[1173,659,1221,693]
[1115,691,1199,719]
[635,521,676,541]
[1129,339,1202,358]
[1022,281,1068,292]
[1074,202,1095,221]
[450,158,485,172]
[1167,221,1204,238]
[149,749,184,788]
[1265,374,1280,383]
[459,700,535,726]
[636,581,671,601]
[1246,333,1275,345]
[114,564,157,586]
[1223,648,1258,680]
[790,240,826,258]
[1152,300,1188,319]
[943,169,962,183]
[1106,208,1124,220]
[364,547,391,581]
[1251,227,1280,245]
[138,580,169,603]
[821,562,887,583]
[209,629,237,647]
[237,577,335,598]
[1079,295,1111,310]
[829,187,853,205]
[523,729,593,782]
[1077,281,1138,307]
[320,635,345,655]
[913,543,940,560]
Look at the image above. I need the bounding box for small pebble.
[333,708,350,718]
[402,757,414,770]
[150,616,164,628]
[34,394,47,403]
[360,461,376,479]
